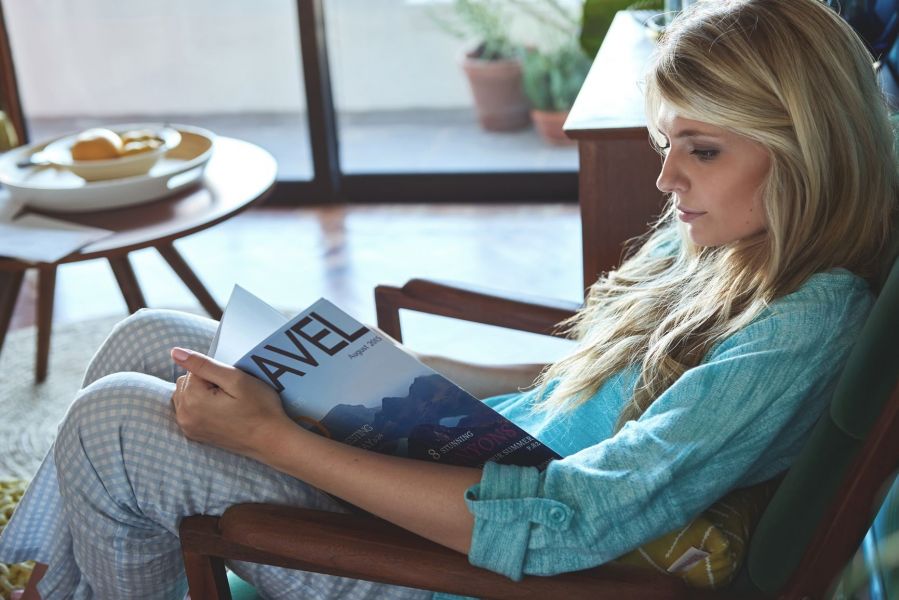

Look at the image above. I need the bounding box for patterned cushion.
[614,476,782,589]
[0,480,33,600]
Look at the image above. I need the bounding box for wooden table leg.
[0,268,25,357]
[35,265,56,383]
[108,254,147,314]
[157,243,223,320]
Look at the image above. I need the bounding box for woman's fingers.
[168,350,289,457]
[170,347,240,392]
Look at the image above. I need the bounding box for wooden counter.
[564,11,666,291]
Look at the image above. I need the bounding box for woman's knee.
[58,372,176,468]
[54,371,183,516]
[102,308,178,350]
[83,309,218,386]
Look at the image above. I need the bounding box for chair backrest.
[765,21,899,589]
[732,226,899,598]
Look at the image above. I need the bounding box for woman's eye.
[691,148,719,161]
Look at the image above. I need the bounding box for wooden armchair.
[180,232,899,599]
[179,55,899,591]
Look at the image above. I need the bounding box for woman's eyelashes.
[690,148,720,161]
[654,136,719,161]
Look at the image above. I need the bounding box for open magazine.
[209,286,560,470]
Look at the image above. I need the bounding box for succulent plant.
[428,0,520,60]
[521,42,592,112]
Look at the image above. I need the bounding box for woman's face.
[654,103,771,247]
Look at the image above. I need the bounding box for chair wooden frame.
[179,273,899,600]
[178,34,899,588]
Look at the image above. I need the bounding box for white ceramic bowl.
[41,125,182,181]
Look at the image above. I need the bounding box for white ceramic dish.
[41,125,182,181]
[0,125,215,213]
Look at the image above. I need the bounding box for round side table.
[0,136,277,382]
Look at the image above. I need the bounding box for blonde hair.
[535,0,898,430]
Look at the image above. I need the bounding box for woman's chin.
[685,230,727,248]
[685,227,711,247]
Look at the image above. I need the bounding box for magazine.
[209,285,560,470]
[0,213,113,264]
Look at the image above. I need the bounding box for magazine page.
[209,285,289,364]
[232,295,560,470]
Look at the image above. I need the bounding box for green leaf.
[522,43,592,112]
[429,0,521,60]
[522,49,553,110]
[580,0,648,58]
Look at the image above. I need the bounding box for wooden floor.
[8,203,583,364]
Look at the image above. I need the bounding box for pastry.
[70,128,123,161]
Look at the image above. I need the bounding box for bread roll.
[70,128,123,161]
[121,138,163,156]
[120,129,158,145]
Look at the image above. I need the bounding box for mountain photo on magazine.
[223,290,559,469]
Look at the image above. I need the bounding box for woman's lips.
[677,206,706,223]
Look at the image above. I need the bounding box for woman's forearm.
[171,348,486,554]
[417,354,548,399]
[252,419,482,554]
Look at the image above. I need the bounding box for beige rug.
[0,316,122,480]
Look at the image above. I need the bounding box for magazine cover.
[211,286,560,470]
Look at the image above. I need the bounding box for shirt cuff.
[464,461,573,580]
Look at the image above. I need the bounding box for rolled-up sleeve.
[465,462,574,578]
[461,290,869,580]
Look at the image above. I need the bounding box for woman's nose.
[656,154,687,194]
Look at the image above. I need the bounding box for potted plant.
[510,0,602,145]
[521,41,592,145]
[429,0,531,131]
[516,0,650,145]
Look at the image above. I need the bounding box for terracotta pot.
[461,54,531,132]
[531,109,575,146]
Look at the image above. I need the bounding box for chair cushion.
[614,476,781,589]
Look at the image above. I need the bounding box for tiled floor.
[26,109,579,181]
[8,203,583,365]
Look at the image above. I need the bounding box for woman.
[1,0,896,597]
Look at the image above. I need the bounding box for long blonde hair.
[535,0,898,430]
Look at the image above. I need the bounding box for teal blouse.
[434,269,872,598]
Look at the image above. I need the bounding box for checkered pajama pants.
[0,309,434,600]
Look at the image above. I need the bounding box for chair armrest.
[374,278,581,342]
[199,503,723,600]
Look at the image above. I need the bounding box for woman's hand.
[170,347,293,460]
[170,347,480,556]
